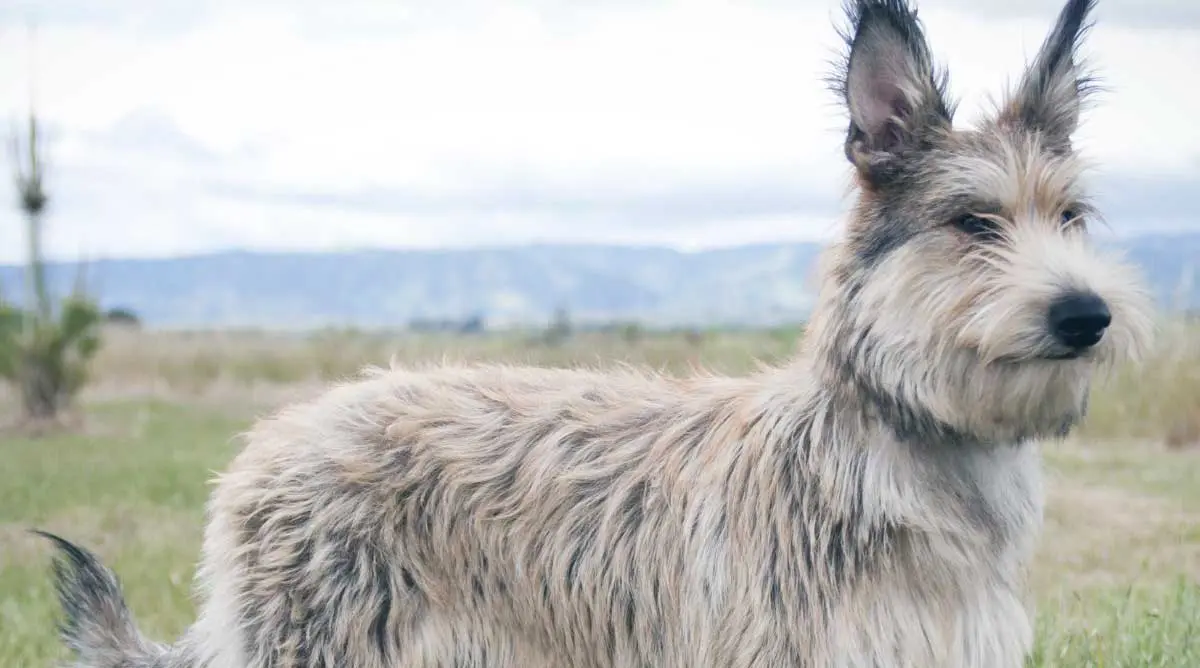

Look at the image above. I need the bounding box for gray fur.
[37,1,1155,666]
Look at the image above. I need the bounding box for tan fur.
[38,1,1156,667]
[179,360,1047,668]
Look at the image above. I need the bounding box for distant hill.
[0,234,1195,330]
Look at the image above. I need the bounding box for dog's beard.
[908,339,1094,443]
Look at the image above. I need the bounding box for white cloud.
[0,0,1196,262]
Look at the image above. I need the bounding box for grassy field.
[1,323,1198,666]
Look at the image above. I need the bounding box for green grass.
[1,398,1196,666]
[1030,580,1200,667]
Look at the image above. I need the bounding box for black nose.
[1048,292,1111,350]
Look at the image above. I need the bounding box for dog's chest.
[955,442,1046,555]
[841,441,1045,667]
[880,437,1046,559]
[832,564,1035,668]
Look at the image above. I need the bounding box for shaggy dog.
[37,0,1154,666]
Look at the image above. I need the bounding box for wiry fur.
[37,1,1155,666]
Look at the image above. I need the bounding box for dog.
[37,0,1154,665]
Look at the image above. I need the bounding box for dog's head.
[812,0,1155,443]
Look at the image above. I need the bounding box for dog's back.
[43,362,1042,667]
[194,364,792,667]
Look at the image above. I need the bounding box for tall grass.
[1030,579,1200,667]
[1080,317,1200,445]
[72,318,1200,445]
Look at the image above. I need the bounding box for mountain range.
[1,233,1196,330]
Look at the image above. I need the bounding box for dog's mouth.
[1040,349,1084,361]
[987,347,1092,364]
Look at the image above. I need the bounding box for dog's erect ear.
[834,0,953,181]
[1001,0,1098,148]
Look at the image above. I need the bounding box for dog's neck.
[831,362,979,449]
[793,291,984,451]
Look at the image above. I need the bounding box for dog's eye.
[1061,208,1082,228]
[953,214,1001,241]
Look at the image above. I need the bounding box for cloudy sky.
[0,0,1196,262]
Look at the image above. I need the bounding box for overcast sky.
[0,0,1196,262]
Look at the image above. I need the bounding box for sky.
[0,0,1197,262]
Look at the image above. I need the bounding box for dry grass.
[1079,318,1200,446]
[1,319,1197,665]
[54,318,1200,448]
[56,325,800,416]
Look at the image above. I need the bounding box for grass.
[1,324,1198,665]
[1077,318,1200,446]
[1030,579,1199,666]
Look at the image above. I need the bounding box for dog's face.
[821,0,1155,442]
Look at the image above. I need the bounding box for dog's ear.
[835,0,953,182]
[1001,0,1097,149]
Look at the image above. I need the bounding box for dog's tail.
[33,529,172,668]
